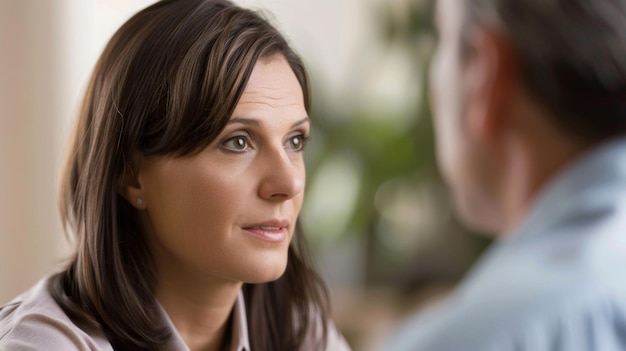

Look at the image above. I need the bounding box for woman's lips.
[242,220,289,243]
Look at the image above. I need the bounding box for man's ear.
[118,152,146,210]
[463,27,517,141]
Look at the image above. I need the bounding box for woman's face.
[135,55,309,285]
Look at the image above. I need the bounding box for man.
[388,0,626,350]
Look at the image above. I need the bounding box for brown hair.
[463,0,626,141]
[52,0,329,349]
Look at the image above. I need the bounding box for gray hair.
[464,0,626,141]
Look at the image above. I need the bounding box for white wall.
[0,0,160,303]
[0,0,66,303]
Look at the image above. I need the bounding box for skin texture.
[122,55,309,351]
[431,0,590,235]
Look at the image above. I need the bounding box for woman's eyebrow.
[227,117,260,126]
[291,116,310,128]
[227,116,310,128]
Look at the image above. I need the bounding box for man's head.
[430,0,626,234]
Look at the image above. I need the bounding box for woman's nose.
[257,149,305,201]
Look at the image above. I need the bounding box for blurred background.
[0,0,489,349]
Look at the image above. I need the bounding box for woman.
[0,0,351,350]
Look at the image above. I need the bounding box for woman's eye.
[288,135,307,151]
[223,136,248,151]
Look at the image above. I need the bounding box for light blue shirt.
[388,137,626,351]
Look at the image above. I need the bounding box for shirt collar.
[231,290,250,351]
[456,137,626,298]
[507,136,626,242]
[157,289,250,351]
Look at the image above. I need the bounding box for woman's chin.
[242,258,288,284]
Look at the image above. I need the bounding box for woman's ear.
[118,152,146,210]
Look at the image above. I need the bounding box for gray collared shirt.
[0,275,350,350]
[388,137,626,351]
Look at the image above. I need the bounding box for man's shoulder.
[387,226,626,351]
[389,286,626,351]
[0,275,112,351]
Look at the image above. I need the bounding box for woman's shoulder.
[323,320,352,351]
[0,275,112,351]
[300,305,352,351]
